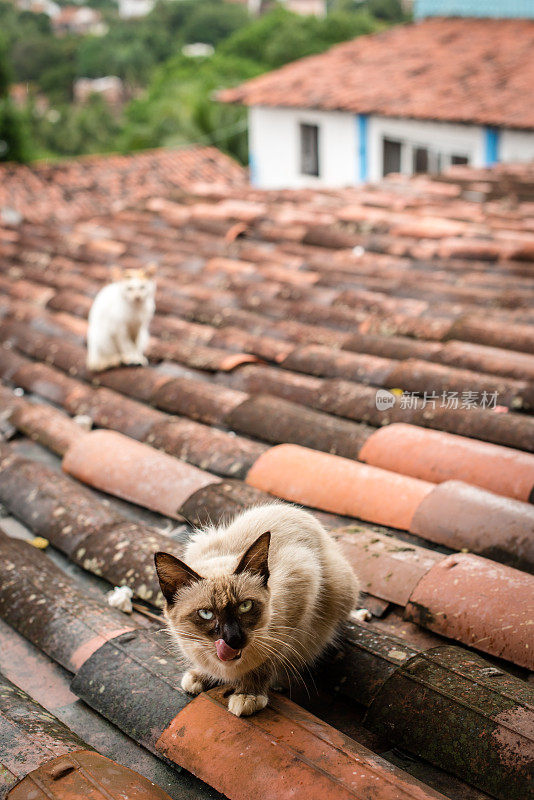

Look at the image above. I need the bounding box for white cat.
[86,267,156,372]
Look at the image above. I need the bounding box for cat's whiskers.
[248,640,300,695]
[255,633,318,697]
[256,633,308,664]
[253,625,311,668]
[253,635,311,696]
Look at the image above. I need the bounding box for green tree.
[182,2,249,47]
[118,53,261,162]
[0,1,52,42]
[365,0,409,21]
[77,31,155,85]
[333,0,409,20]
[0,36,31,162]
[220,6,379,69]
[33,94,120,157]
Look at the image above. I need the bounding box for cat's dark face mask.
[155,532,270,669]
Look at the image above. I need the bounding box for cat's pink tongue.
[215,639,240,661]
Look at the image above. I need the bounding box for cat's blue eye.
[238,600,253,613]
[198,609,213,620]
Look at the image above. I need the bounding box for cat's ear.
[145,262,157,278]
[234,531,270,586]
[111,265,122,283]
[154,552,202,605]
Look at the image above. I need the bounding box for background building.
[221,14,534,188]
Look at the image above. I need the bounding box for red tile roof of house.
[219,17,534,129]
[0,145,247,225]
[0,150,533,800]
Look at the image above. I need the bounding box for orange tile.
[62,430,218,518]
[157,689,448,800]
[10,402,87,456]
[359,424,534,502]
[246,444,433,530]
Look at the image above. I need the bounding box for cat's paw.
[228,693,268,717]
[121,354,148,367]
[350,608,372,623]
[181,669,208,695]
[86,356,121,372]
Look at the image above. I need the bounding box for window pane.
[413,147,429,173]
[383,138,402,176]
[300,124,319,177]
[451,154,469,165]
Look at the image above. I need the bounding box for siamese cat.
[86,266,155,372]
[155,503,359,717]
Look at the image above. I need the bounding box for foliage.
[362,0,409,21]
[220,6,379,69]
[0,0,406,163]
[0,34,31,162]
[31,94,121,156]
[118,52,261,162]
[12,35,78,103]
[182,1,249,47]
[0,1,52,41]
[76,0,249,84]
[0,2,78,102]
[77,29,156,85]
[332,0,409,21]
[0,33,11,98]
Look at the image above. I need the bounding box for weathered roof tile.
[0,148,533,800]
[410,480,534,573]
[0,146,246,224]
[152,376,246,425]
[227,394,373,458]
[0,673,174,800]
[333,529,443,606]
[405,553,534,670]
[62,430,218,518]
[219,18,534,129]
[9,402,87,456]
[0,530,134,672]
[158,688,449,800]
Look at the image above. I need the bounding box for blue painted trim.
[357,114,368,183]
[484,127,500,165]
[415,0,534,19]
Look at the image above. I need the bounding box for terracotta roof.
[219,17,534,129]
[0,145,247,225]
[0,153,533,800]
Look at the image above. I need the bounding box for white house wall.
[248,105,534,189]
[500,130,534,162]
[248,106,357,188]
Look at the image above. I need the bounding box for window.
[300,123,319,177]
[413,147,429,174]
[381,133,471,177]
[383,138,402,176]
